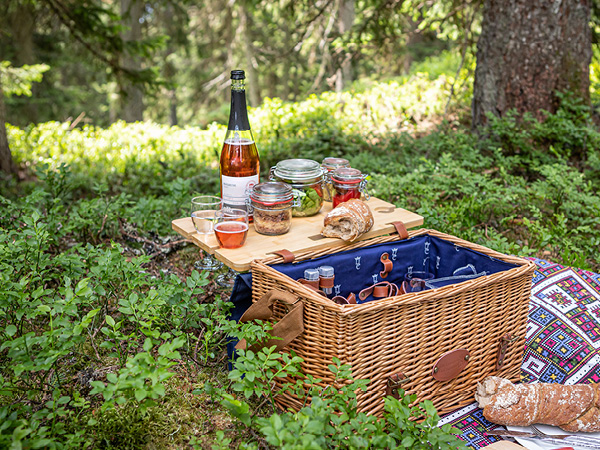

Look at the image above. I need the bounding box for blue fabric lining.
[271,235,517,303]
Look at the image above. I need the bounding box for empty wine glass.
[191,195,223,271]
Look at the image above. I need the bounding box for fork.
[530,424,600,446]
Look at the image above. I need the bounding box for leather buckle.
[386,372,410,399]
[496,333,519,370]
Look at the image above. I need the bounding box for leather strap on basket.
[391,221,409,240]
[380,252,393,279]
[359,281,399,301]
[386,372,410,399]
[332,292,357,305]
[270,249,296,263]
[235,289,304,352]
[298,278,320,290]
[298,278,328,297]
[496,333,518,370]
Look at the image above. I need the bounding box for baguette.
[475,376,600,432]
[321,199,374,242]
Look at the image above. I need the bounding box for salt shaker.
[303,268,320,290]
[318,266,335,295]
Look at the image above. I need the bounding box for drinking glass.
[216,267,239,289]
[402,271,435,293]
[190,195,223,271]
[213,208,249,249]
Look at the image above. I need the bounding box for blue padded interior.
[271,235,518,303]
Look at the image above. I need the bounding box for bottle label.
[222,174,259,206]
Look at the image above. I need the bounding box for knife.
[484,430,600,449]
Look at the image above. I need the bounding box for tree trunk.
[335,0,354,93]
[10,2,37,123]
[472,0,591,128]
[241,9,260,107]
[0,81,17,175]
[169,88,178,126]
[120,0,144,122]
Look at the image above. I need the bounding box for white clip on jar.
[249,181,296,236]
[269,159,325,217]
[321,157,350,202]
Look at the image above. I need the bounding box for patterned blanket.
[439,258,600,448]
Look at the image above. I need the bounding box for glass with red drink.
[213,208,249,249]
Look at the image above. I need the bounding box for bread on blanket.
[475,376,600,432]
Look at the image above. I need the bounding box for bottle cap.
[231,70,245,80]
[304,268,320,281]
[318,266,335,278]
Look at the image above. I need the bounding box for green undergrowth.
[5,85,599,270]
[1,73,600,448]
[0,167,467,448]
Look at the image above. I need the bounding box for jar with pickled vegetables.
[331,167,370,208]
[270,159,325,217]
[321,157,350,202]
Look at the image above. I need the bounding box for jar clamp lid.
[250,181,294,206]
[331,167,370,199]
[271,159,325,182]
[331,167,364,183]
[322,157,350,171]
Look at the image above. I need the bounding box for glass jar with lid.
[249,181,296,235]
[331,167,370,208]
[269,159,325,217]
[321,157,350,202]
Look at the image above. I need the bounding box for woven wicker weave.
[251,229,535,416]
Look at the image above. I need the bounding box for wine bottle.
[220,70,260,215]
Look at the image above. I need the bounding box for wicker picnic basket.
[249,228,535,416]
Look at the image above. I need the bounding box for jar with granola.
[249,181,295,235]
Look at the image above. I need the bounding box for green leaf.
[401,436,414,447]
[5,325,17,337]
[153,384,165,397]
[105,315,115,327]
[143,338,153,352]
[106,373,117,384]
[135,389,147,401]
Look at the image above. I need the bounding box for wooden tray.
[172,197,423,272]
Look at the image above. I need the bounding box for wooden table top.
[172,197,423,272]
